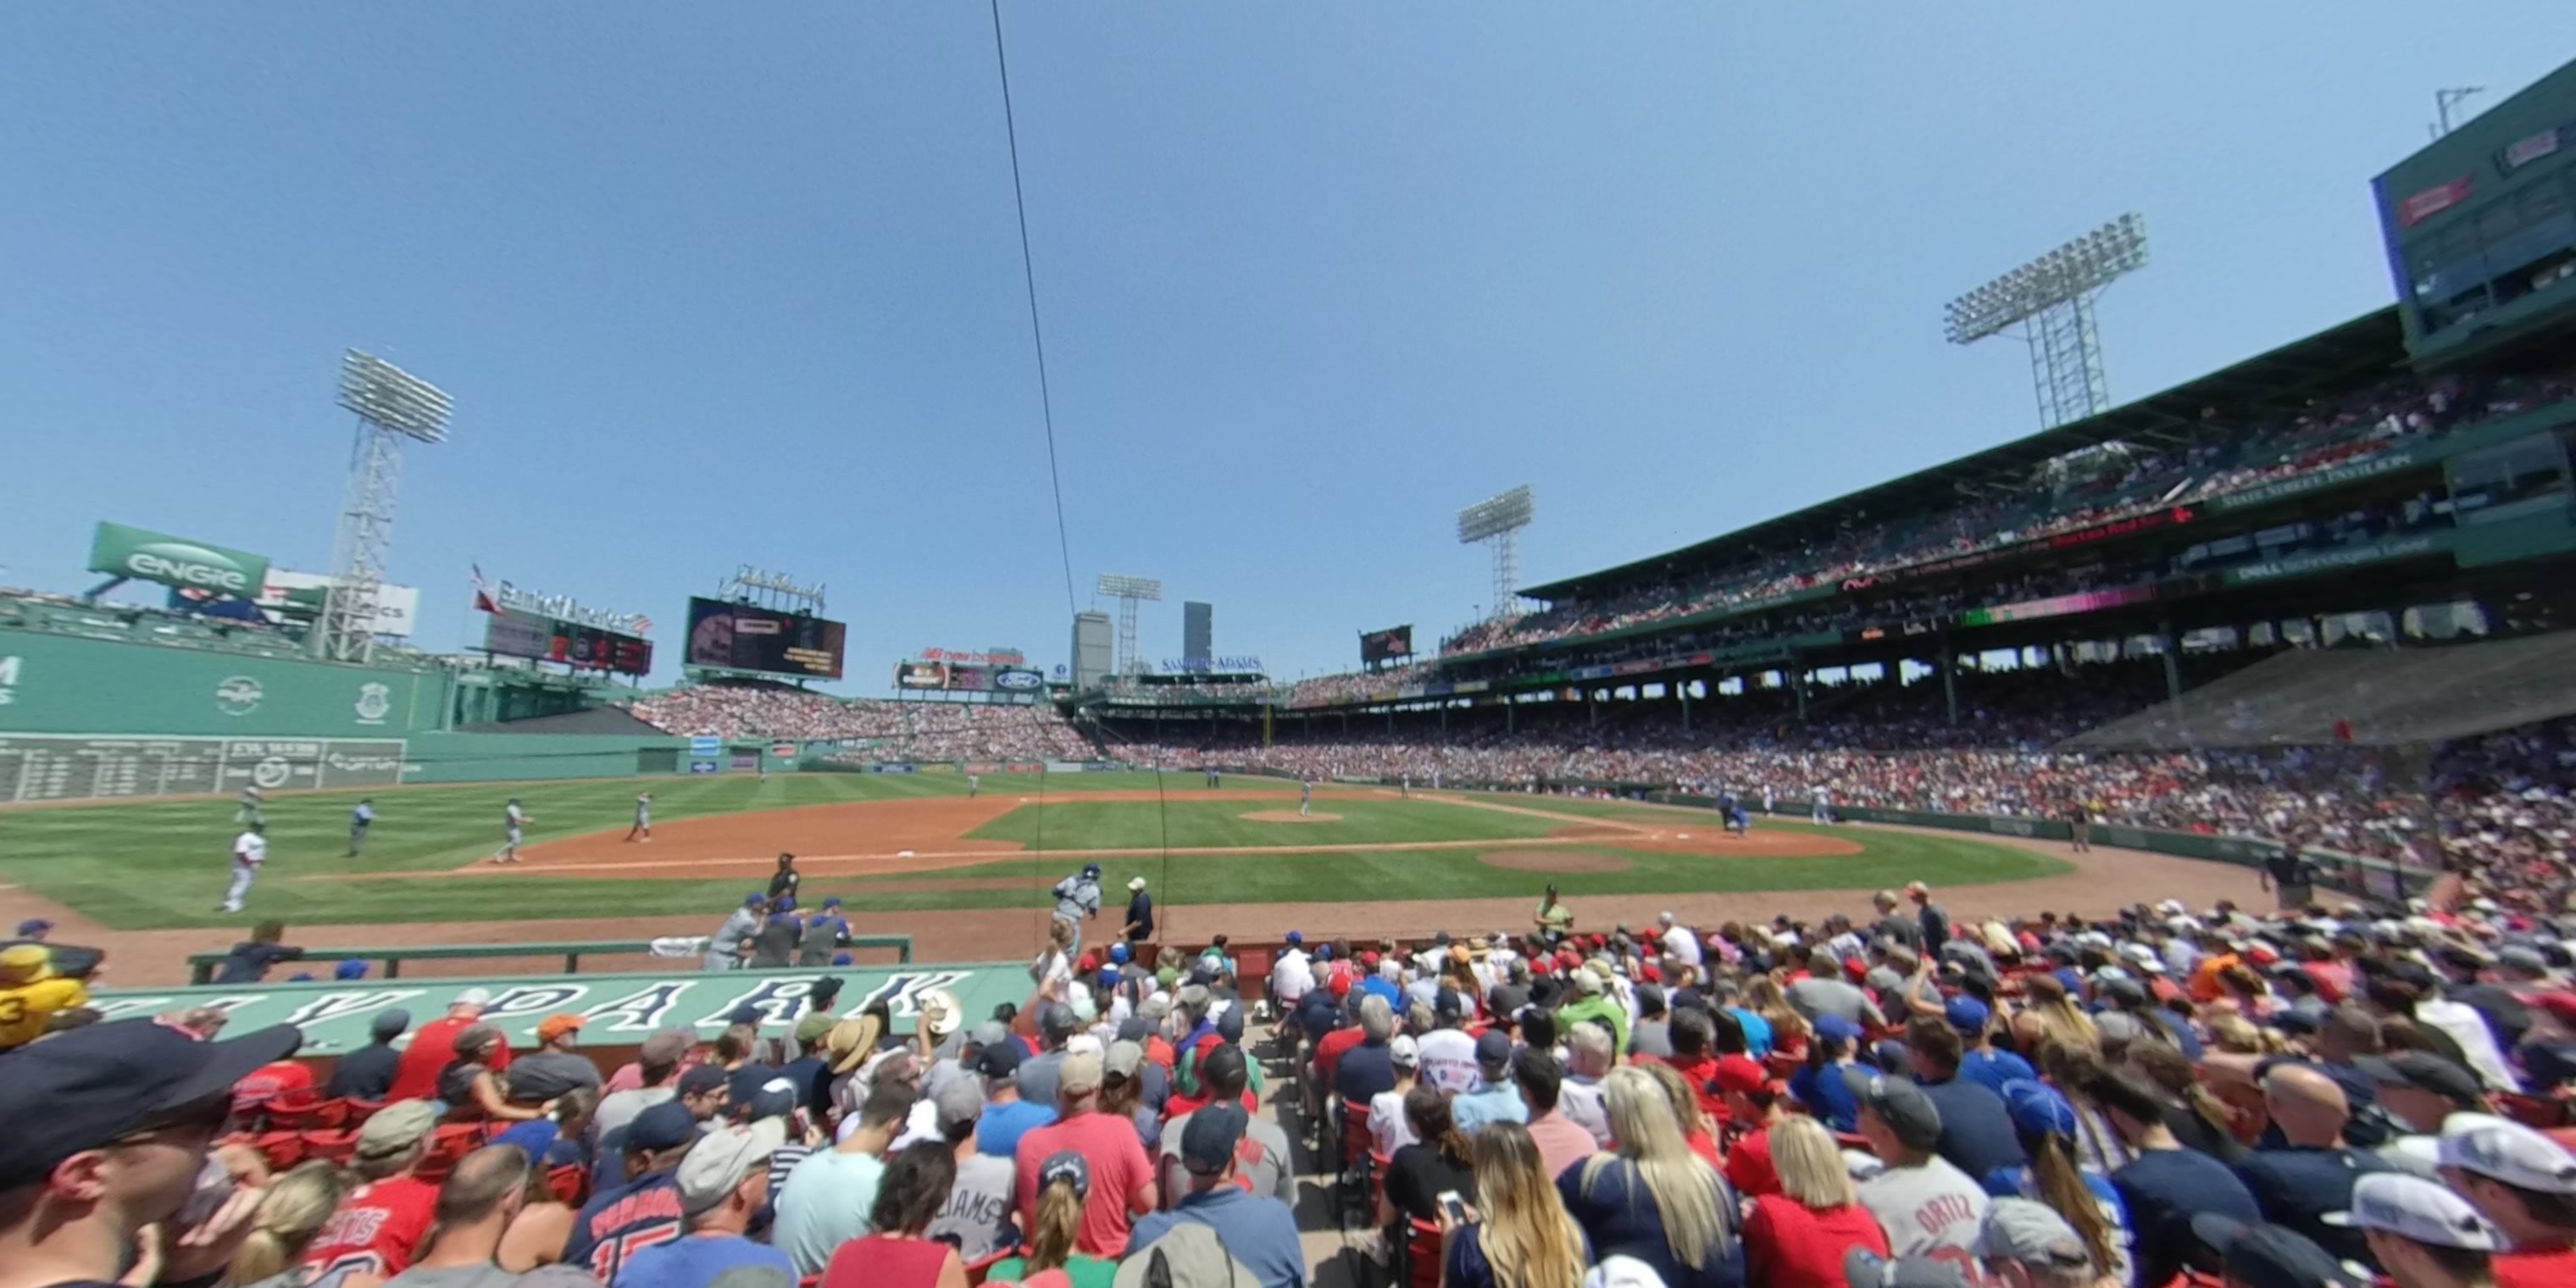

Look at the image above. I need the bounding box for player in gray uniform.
[492,798,529,863]
[235,786,265,827]
[1299,777,1314,817]
[707,893,763,971]
[1051,863,1102,955]
[625,792,652,843]
[969,773,980,799]
[346,799,375,857]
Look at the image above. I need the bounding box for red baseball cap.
[1639,963,1663,984]
[1711,1054,1768,1097]
[1842,957,1867,980]
[1076,953,1098,974]
[1359,951,1380,968]
[2525,991,2576,1029]
[1530,957,1553,977]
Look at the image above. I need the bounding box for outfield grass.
[0,772,2067,930]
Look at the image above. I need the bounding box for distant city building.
[1071,611,1113,690]
[1182,601,1213,669]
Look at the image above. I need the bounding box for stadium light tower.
[1943,214,2149,430]
[1457,485,1535,619]
[318,350,451,664]
[1096,574,1161,675]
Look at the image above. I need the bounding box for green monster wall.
[0,626,451,737]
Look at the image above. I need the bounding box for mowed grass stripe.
[964,797,1568,852]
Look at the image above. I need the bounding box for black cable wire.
[988,0,1081,618]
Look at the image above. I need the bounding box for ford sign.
[994,669,1044,692]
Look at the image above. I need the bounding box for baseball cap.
[368,1008,413,1040]
[452,987,494,1007]
[1039,1150,1091,1197]
[14,919,49,936]
[1106,1040,1145,1080]
[919,989,963,1038]
[1999,1079,2077,1139]
[1389,1035,1419,1068]
[1474,1030,1513,1069]
[627,1100,700,1153]
[2437,1118,2576,1193]
[0,1016,302,1190]
[1843,1249,1972,1288]
[536,1013,585,1043]
[1059,1050,1104,1096]
[1710,1055,1768,1098]
[1039,1002,1080,1040]
[2190,1216,2362,1288]
[675,1119,789,1213]
[2323,1172,2501,1249]
[640,1030,694,1067]
[2356,1052,2485,1108]
[1127,876,1146,891]
[793,1013,837,1046]
[1942,996,1990,1035]
[1813,1013,1863,1045]
[355,1100,439,1159]
[972,1041,1024,1080]
[1285,931,1302,946]
[1849,1071,1942,1152]
[739,1076,799,1123]
[1976,1198,2093,1272]
[335,960,369,980]
[969,1019,1012,1050]
[933,1079,985,1134]
[1180,1101,1249,1174]
[676,1064,730,1098]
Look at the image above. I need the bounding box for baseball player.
[768,852,802,905]
[492,797,529,863]
[707,894,763,971]
[749,898,800,968]
[1810,783,1832,825]
[797,897,849,966]
[221,820,268,913]
[1299,775,1314,817]
[625,792,652,843]
[969,773,980,799]
[1051,862,1102,954]
[235,786,265,827]
[346,798,375,858]
[1401,774,1411,799]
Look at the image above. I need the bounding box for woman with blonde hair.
[986,1152,1117,1288]
[1742,1118,1886,1288]
[1029,916,1074,988]
[1985,1079,2134,1286]
[2206,1013,2280,1056]
[2035,1040,2133,1174]
[2020,974,2100,1053]
[2128,1040,2244,1163]
[230,1162,349,1288]
[1441,1121,1587,1288]
[1630,1059,1724,1170]
[1745,976,1808,1059]
[1558,1068,1744,1288]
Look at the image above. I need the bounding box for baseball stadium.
[4,25,2576,1288]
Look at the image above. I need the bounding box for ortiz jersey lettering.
[301,1175,438,1288]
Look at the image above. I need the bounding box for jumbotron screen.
[481,608,653,675]
[1360,625,1413,664]
[684,597,847,680]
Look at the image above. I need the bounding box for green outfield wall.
[0,625,452,737]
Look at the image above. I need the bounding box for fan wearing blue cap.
[797,897,849,967]
[1947,995,2035,1097]
[0,1017,302,1286]
[1785,1012,1865,1132]
[1984,1079,2135,1285]
[565,1097,702,1279]
[707,894,765,971]
[1901,1015,2026,1180]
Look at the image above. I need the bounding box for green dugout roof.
[89,962,1030,1058]
[1519,308,2404,602]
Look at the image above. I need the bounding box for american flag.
[633,615,654,634]
[469,562,498,613]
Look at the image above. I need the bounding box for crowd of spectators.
[626,683,1095,762]
[1425,360,2575,663]
[19,869,2576,1288]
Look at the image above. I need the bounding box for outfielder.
[625,792,652,843]
[1299,776,1314,817]
[492,797,529,863]
[221,820,267,913]
[969,773,980,799]
[1051,862,1102,954]
[235,786,264,828]
[346,798,375,858]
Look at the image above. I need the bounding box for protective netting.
[2061,629,2576,749]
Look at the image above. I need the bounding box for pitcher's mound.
[1241,810,1340,824]
[1479,850,1634,874]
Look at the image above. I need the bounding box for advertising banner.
[896,662,1046,693]
[2224,531,2451,585]
[686,597,847,680]
[482,608,652,675]
[86,522,269,597]
[257,572,423,638]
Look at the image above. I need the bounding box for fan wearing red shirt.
[1713,1055,1785,1198]
[232,1058,317,1118]
[1743,1116,1890,1288]
[385,988,508,1102]
[1313,1002,1367,1091]
[2439,1119,2576,1288]
[1652,1009,1727,1123]
[301,1102,441,1287]
[1012,1050,1157,1257]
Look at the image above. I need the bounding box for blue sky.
[3,6,2568,691]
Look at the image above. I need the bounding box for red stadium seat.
[341,1098,386,1125]
[265,1096,347,1132]
[417,1123,489,1183]
[253,1130,307,1172]
[963,1249,1010,1286]
[547,1163,589,1206]
[1402,1218,1443,1288]
[302,1129,362,1165]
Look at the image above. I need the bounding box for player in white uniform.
[1811,784,1832,824]
[1299,776,1314,817]
[625,793,652,842]
[969,773,980,799]
[493,798,529,863]
[222,822,268,913]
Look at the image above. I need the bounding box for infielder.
[707,893,763,971]
[1051,862,1102,954]
[625,793,652,843]
[1299,776,1314,817]
[969,773,980,799]
[492,797,529,863]
[1401,774,1411,799]
[346,798,375,858]
[1810,783,1833,825]
[221,821,268,913]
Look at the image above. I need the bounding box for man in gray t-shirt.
[1787,950,1887,1029]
